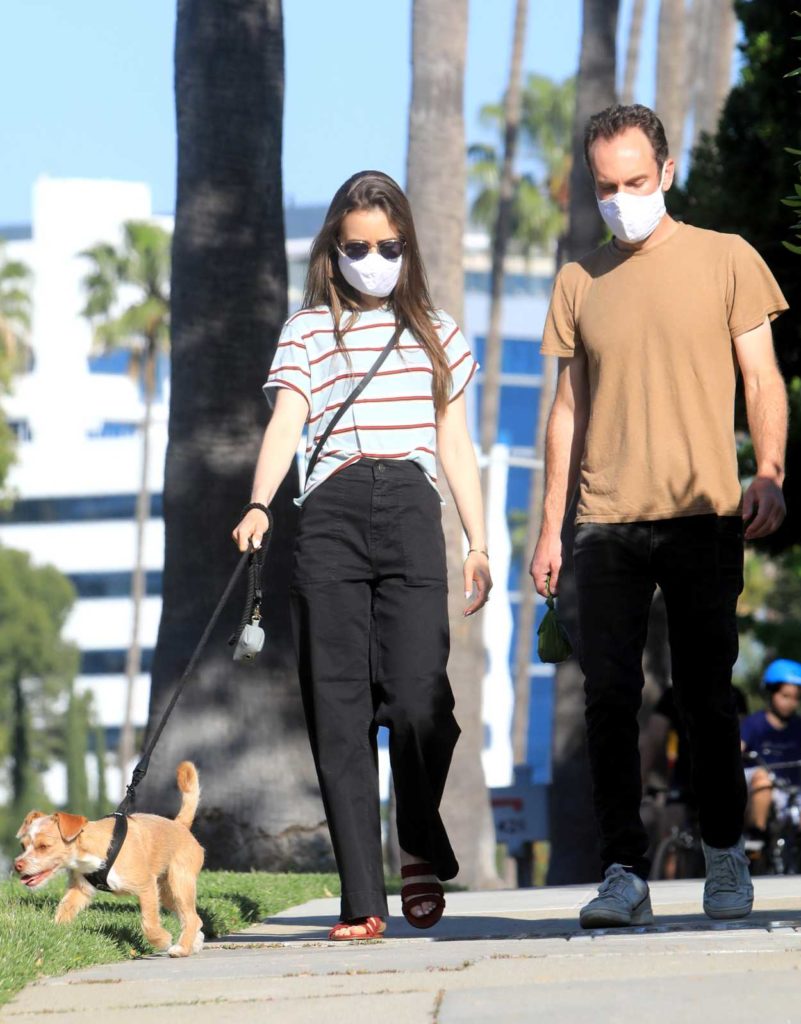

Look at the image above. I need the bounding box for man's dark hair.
[584,104,669,172]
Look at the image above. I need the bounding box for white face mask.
[337,251,403,298]
[596,166,667,244]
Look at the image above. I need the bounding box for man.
[531,104,788,928]
[742,659,801,854]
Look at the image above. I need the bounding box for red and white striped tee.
[264,305,478,505]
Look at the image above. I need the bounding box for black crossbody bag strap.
[305,324,401,484]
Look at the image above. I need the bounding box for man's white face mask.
[596,165,667,244]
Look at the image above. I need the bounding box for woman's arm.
[436,393,492,615]
[232,388,308,551]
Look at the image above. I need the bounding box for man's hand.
[530,530,563,597]
[742,475,786,540]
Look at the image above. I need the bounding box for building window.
[0,493,164,524]
[80,648,154,675]
[67,570,163,599]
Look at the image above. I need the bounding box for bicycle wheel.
[651,832,705,880]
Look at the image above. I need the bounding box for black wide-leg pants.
[573,514,748,880]
[290,458,460,920]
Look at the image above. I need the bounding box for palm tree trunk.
[140,0,328,870]
[511,355,556,763]
[690,0,737,151]
[406,0,500,890]
[118,343,154,793]
[621,0,647,105]
[479,0,528,496]
[563,0,620,265]
[656,0,688,174]
[548,0,619,885]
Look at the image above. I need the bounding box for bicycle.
[649,786,705,881]
[744,754,801,876]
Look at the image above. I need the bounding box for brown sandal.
[400,862,445,930]
[328,915,386,941]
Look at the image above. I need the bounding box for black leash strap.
[305,324,401,483]
[116,514,273,818]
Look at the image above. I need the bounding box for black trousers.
[290,458,460,920]
[573,515,747,879]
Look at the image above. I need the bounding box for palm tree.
[689,0,737,152]
[81,221,171,791]
[656,0,688,176]
[139,0,325,870]
[621,0,647,104]
[563,0,620,266]
[477,0,529,487]
[547,0,620,886]
[407,0,501,890]
[469,74,574,259]
[0,241,33,375]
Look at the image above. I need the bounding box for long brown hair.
[302,170,452,416]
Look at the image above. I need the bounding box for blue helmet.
[762,659,801,687]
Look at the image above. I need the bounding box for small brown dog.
[14,762,205,957]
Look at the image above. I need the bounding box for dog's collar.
[84,812,129,893]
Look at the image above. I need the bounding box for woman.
[233,170,491,940]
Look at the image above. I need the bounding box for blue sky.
[0,0,657,224]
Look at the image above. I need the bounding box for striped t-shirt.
[263,305,478,505]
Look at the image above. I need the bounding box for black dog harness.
[84,811,129,892]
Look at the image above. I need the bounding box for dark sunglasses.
[338,238,405,262]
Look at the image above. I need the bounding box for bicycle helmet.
[762,659,801,687]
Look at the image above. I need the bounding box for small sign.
[490,766,548,855]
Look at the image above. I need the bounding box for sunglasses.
[338,238,405,262]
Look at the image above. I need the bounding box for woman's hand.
[464,551,492,616]
[232,508,270,552]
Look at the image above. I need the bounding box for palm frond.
[81,221,171,356]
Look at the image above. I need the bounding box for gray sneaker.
[702,838,754,920]
[579,864,655,929]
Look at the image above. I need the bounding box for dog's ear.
[53,813,88,842]
[15,811,47,838]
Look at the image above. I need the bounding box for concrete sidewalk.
[5,877,801,1023]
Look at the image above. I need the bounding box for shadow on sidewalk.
[216,907,801,944]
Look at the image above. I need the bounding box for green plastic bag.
[537,577,573,664]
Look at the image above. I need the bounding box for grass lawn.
[0,870,342,1008]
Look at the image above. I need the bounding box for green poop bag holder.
[537,574,573,664]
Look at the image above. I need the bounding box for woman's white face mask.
[596,165,667,244]
[337,251,403,298]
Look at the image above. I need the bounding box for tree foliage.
[81,221,171,375]
[673,0,801,551]
[0,243,31,492]
[0,549,80,850]
[782,11,801,255]
[469,74,575,254]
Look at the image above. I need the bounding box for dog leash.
[85,512,273,892]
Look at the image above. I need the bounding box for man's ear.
[663,157,676,191]
[53,812,88,842]
[15,810,47,838]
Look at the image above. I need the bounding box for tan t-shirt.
[541,223,788,524]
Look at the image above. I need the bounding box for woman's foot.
[328,915,386,941]
[399,852,445,928]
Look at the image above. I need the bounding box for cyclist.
[741,659,801,847]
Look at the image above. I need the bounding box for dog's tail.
[175,762,200,829]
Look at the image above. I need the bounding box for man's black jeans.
[573,514,748,879]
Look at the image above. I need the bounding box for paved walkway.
[5,877,801,1023]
